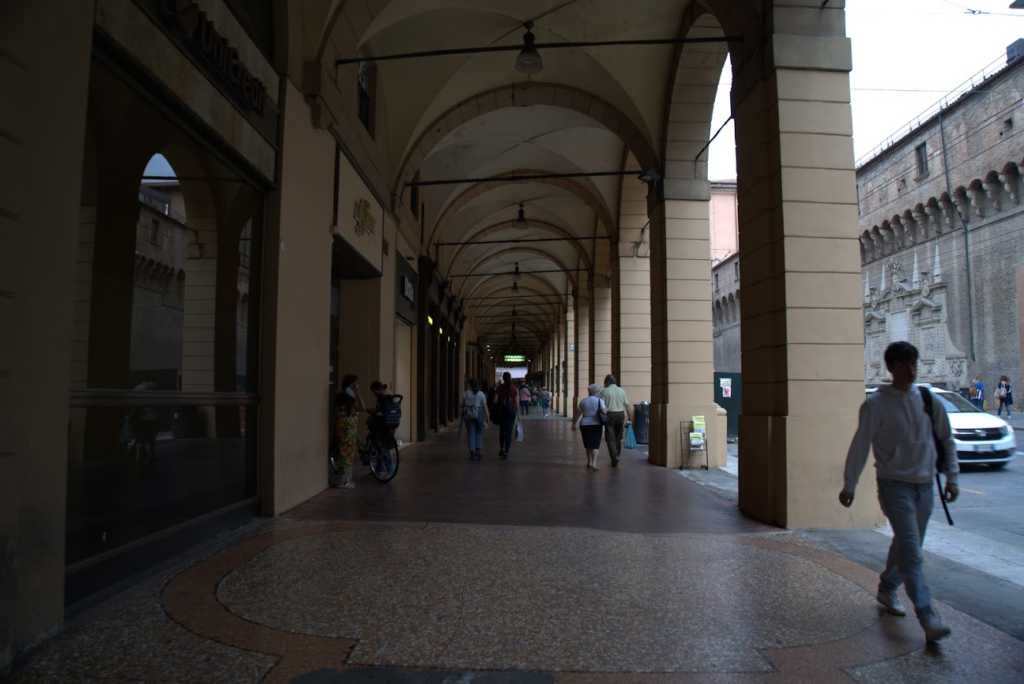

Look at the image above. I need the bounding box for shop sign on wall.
[720,377,732,398]
[160,0,268,115]
[354,199,376,236]
[504,354,526,363]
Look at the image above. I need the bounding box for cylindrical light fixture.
[512,203,529,230]
[515,22,543,74]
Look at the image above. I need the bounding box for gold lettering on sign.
[354,199,376,236]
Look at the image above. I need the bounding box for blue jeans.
[498,413,516,454]
[877,479,935,618]
[998,398,1012,417]
[466,414,484,451]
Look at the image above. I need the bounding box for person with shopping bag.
[492,371,519,460]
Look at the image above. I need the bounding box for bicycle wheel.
[328,450,340,487]
[370,440,399,482]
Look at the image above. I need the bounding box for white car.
[865,385,1016,469]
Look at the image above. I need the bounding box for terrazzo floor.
[6,415,1023,683]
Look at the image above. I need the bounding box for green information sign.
[503,354,527,363]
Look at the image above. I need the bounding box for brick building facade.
[857,43,1024,393]
[712,43,1024,398]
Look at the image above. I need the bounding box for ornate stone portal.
[863,256,968,388]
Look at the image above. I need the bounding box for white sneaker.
[876,591,906,616]
[343,481,355,489]
[920,612,951,642]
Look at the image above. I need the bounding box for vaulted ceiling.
[294,0,740,360]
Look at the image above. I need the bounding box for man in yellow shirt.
[600,374,634,467]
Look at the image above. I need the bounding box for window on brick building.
[915,143,928,177]
[149,218,161,245]
[714,273,719,291]
[734,261,739,279]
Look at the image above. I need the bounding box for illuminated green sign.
[503,354,526,363]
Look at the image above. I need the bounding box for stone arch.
[999,162,1020,205]
[426,171,617,248]
[860,230,874,262]
[457,248,577,299]
[662,2,732,183]
[442,219,594,281]
[464,271,567,307]
[471,299,559,333]
[395,84,659,199]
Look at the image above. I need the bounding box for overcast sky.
[708,0,1024,180]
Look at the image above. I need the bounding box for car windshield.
[933,391,978,414]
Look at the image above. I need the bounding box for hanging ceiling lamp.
[512,203,529,230]
[513,263,522,281]
[511,305,518,317]
[514,21,543,74]
[511,280,520,296]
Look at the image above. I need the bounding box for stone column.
[646,189,722,469]
[733,5,876,529]
[618,176,652,403]
[554,314,563,414]
[574,279,591,406]
[564,306,575,415]
[593,240,613,382]
[1,0,95,666]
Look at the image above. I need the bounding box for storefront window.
[67,62,263,588]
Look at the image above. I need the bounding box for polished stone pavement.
[5,415,1023,683]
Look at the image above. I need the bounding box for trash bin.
[633,401,650,444]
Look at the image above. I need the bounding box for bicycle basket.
[382,394,403,428]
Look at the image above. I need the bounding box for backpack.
[500,386,516,415]
[919,387,954,525]
[463,392,479,420]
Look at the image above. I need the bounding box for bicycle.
[329,394,403,484]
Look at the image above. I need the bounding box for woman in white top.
[460,378,489,459]
[572,383,608,471]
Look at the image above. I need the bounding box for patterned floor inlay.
[8,521,1022,683]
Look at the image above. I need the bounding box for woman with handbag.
[572,383,609,471]
[996,375,1013,418]
[460,378,489,459]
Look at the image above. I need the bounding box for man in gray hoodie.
[840,341,959,643]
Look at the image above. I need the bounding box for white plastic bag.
[515,422,524,442]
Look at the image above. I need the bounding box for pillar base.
[648,402,725,469]
[737,414,884,529]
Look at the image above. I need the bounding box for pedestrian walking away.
[995,375,1013,418]
[839,341,960,643]
[460,378,489,459]
[600,374,633,467]
[493,372,519,459]
[335,374,368,488]
[572,383,608,471]
[540,387,552,417]
[971,375,985,409]
[518,383,532,416]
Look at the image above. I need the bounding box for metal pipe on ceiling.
[335,35,740,66]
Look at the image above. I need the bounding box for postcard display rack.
[680,415,709,470]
